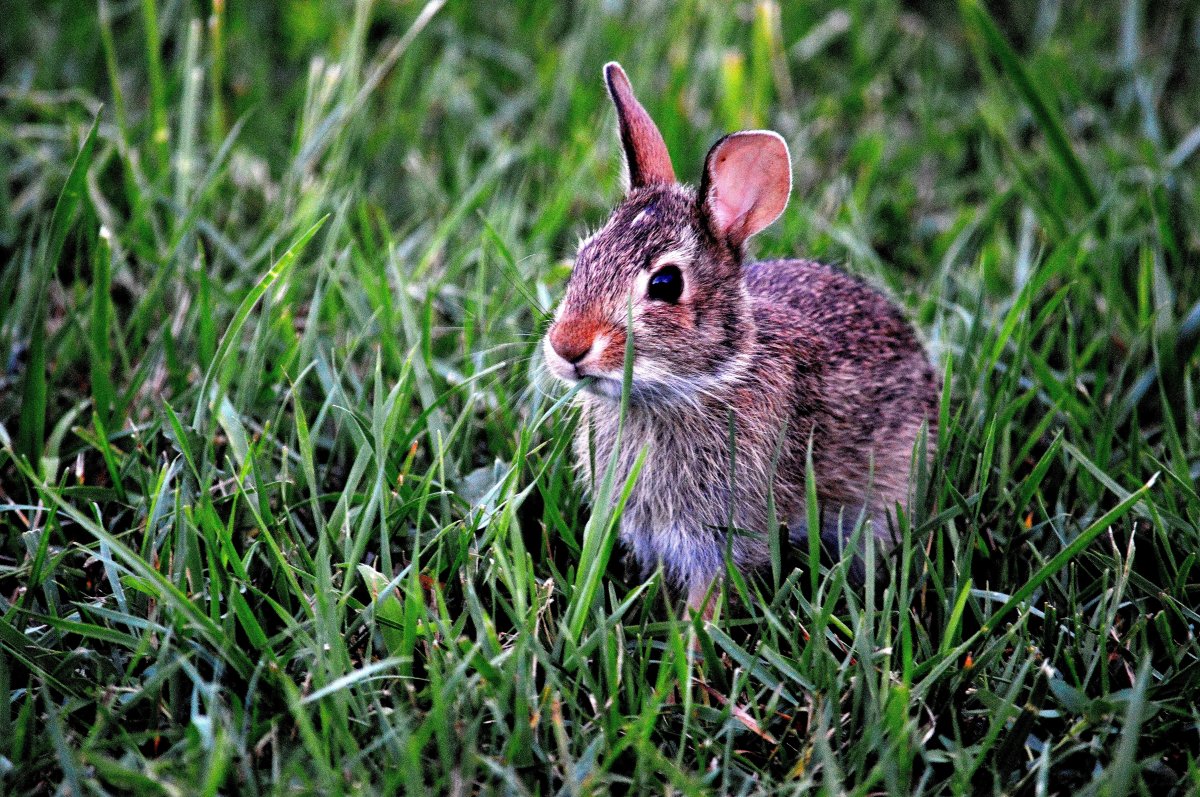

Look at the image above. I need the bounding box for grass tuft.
[2,1,1199,793]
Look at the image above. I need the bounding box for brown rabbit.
[543,62,939,614]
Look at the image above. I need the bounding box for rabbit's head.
[544,63,792,401]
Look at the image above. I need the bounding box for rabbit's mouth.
[564,364,717,405]
[578,375,628,400]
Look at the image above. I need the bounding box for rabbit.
[542,62,940,616]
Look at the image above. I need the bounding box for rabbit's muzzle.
[545,315,626,384]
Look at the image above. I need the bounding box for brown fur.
[541,67,939,608]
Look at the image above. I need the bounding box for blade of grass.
[961,0,1099,210]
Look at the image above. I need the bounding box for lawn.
[2,0,1199,793]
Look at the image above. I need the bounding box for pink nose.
[549,321,595,364]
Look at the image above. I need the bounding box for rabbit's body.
[544,66,938,610]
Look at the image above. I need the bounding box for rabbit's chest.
[575,401,777,529]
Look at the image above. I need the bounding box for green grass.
[2,0,1200,793]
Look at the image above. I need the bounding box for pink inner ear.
[705,132,792,245]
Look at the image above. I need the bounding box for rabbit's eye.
[647,265,683,303]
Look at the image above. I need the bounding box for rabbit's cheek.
[595,328,628,371]
[640,303,695,337]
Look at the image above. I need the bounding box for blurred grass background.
[1,0,1199,793]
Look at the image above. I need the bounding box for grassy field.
[2,0,1200,793]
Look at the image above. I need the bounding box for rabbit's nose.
[549,324,594,364]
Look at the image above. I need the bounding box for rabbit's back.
[744,259,939,527]
[745,259,929,367]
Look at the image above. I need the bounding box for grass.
[2,0,1200,793]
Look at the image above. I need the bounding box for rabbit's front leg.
[666,523,726,621]
[686,578,719,621]
[623,517,725,620]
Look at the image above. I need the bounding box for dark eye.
[647,265,683,303]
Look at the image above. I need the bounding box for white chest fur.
[572,394,783,589]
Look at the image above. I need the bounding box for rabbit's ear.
[604,62,675,189]
[700,131,792,247]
